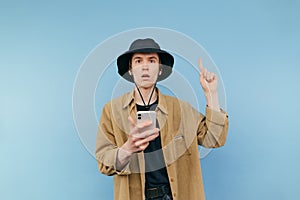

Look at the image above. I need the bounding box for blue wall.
[1,1,299,199]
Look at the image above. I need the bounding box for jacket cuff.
[115,148,131,175]
[206,106,228,126]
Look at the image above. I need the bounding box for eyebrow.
[132,56,142,60]
[148,56,158,60]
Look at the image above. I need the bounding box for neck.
[134,85,157,106]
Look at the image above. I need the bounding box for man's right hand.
[116,116,159,170]
[122,116,159,154]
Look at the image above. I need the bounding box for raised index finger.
[198,58,204,73]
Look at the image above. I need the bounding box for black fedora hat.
[117,38,174,82]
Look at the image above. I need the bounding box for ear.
[159,69,162,76]
[159,64,162,75]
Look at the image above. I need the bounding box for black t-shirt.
[136,99,170,189]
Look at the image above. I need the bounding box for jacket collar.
[122,87,168,115]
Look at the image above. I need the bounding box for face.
[130,53,161,89]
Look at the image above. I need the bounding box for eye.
[135,59,141,64]
[150,59,157,63]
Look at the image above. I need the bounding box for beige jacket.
[95,89,228,200]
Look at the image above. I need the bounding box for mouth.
[141,74,150,78]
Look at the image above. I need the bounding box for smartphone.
[136,111,156,136]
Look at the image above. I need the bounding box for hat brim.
[117,48,174,82]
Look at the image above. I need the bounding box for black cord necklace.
[135,83,156,109]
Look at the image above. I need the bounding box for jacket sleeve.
[95,103,131,176]
[197,106,229,148]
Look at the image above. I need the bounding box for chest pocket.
[173,134,192,158]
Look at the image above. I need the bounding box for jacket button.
[170,178,175,182]
[173,193,176,197]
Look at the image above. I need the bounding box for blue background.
[1,0,299,199]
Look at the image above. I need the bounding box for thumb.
[128,116,135,129]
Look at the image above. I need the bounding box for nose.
[141,61,149,70]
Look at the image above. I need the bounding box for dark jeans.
[145,193,173,200]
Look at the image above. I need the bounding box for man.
[95,38,228,200]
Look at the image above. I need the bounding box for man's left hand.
[199,58,218,95]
